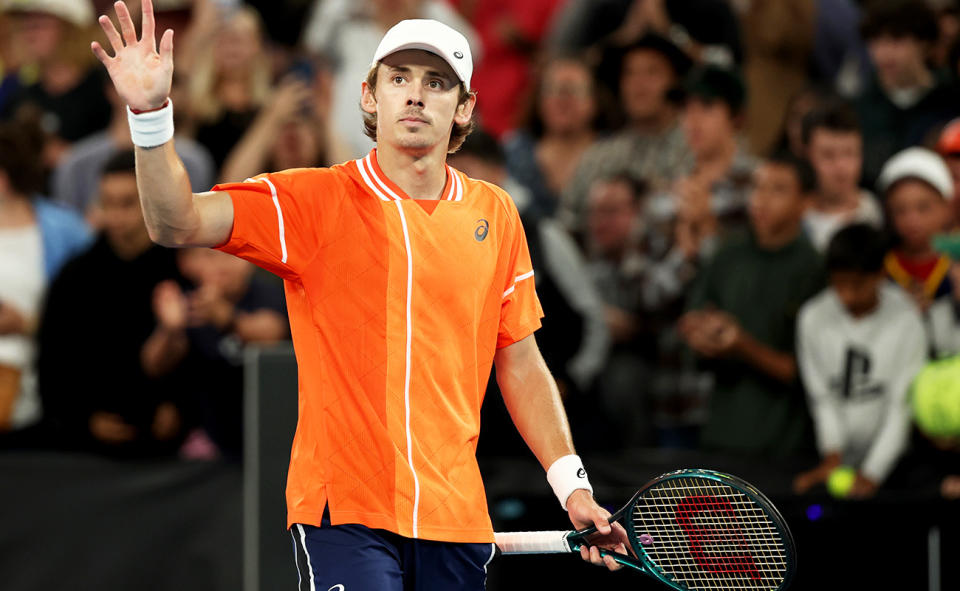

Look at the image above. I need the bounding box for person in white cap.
[877,147,954,313]
[878,146,960,358]
[91,1,626,588]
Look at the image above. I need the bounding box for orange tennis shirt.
[213,149,543,543]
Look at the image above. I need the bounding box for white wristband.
[127,99,174,148]
[546,454,593,510]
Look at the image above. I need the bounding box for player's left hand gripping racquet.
[495,469,796,590]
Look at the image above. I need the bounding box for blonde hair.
[362,64,475,154]
[188,6,271,123]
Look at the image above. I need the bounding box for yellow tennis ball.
[912,357,960,438]
[827,466,856,498]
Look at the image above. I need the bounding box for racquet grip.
[494,531,573,554]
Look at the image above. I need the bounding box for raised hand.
[91,0,173,112]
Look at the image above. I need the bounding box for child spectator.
[680,152,824,458]
[37,151,187,457]
[801,99,883,252]
[794,224,926,498]
[878,147,953,319]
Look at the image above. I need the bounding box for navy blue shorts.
[289,513,496,591]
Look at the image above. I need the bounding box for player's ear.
[361,81,377,115]
[453,91,476,126]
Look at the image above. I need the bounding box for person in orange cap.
[937,118,960,228]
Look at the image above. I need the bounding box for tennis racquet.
[494,469,796,590]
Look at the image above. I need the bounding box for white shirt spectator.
[797,282,927,483]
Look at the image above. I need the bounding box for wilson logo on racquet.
[674,495,761,581]
[474,219,489,242]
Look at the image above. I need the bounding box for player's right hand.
[91,0,173,112]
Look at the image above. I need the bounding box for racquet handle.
[494,531,573,554]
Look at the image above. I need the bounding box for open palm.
[91,0,173,112]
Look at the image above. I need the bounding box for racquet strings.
[632,476,790,590]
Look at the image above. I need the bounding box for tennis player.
[93,1,627,588]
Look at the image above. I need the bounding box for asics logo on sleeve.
[577,468,586,479]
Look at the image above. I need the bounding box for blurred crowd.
[1,0,959,500]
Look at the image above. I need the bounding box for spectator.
[935,117,960,227]
[503,55,603,218]
[650,64,756,260]
[559,33,693,240]
[37,151,187,457]
[0,0,111,165]
[52,83,213,219]
[739,0,816,156]
[879,146,960,359]
[220,56,347,184]
[801,99,884,252]
[680,152,824,458]
[856,0,960,188]
[301,0,479,159]
[0,117,89,438]
[142,248,288,458]
[794,224,926,498]
[188,5,272,171]
[878,147,953,316]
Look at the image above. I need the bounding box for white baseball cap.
[877,146,954,201]
[371,19,473,89]
[0,0,94,27]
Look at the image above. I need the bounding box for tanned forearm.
[494,334,576,469]
[135,143,199,245]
